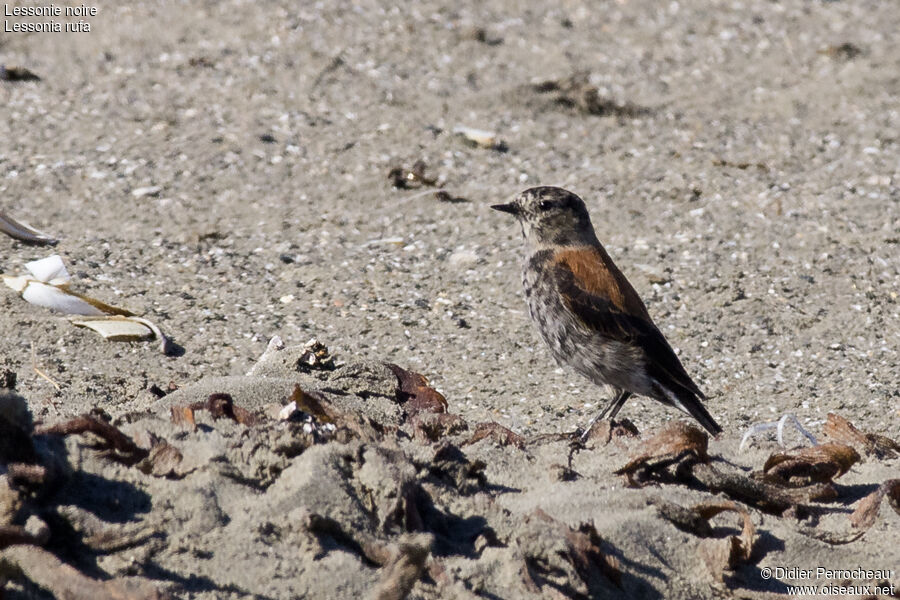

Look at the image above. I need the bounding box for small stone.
[131,185,162,198]
[448,250,479,267]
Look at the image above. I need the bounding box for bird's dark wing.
[552,259,705,400]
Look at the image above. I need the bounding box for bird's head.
[492,186,598,248]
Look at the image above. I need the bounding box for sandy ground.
[1,0,898,598]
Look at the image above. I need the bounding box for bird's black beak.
[491,202,520,216]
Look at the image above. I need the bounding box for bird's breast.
[522,250,575,357]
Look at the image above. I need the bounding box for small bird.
[492,186,722,436]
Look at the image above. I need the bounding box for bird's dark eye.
[538,200,553,211]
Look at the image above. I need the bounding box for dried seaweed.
[531,72,648,117]
[693,463,836,515]
[0,525,44,549]
[462,422,526,450]
[433,190,469,204]
[758,442,860,486]
[169,405,197,430]
[6,462,47,486]
[386,364,448,417]
[35,414,148,464]
[136,439,190,479]
[0,65,41,82]
[410,412,469,443]
[822,413,899,459]
[370,536,432,600]
[615,423,841,515]
[519,509,621,595]
[171,393,259,429]
[388,160,437,189]
[614,421,709,485]
[0,544,169,599]
[656,500,756,582]
[849,479,900,531]
[288,385,386,442]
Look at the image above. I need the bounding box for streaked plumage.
[492,186,721,436]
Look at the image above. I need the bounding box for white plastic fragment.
[739,413,818,451]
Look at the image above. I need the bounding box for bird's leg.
[604,390,633,421]
[739,413,818,451]
[579,390,632,443]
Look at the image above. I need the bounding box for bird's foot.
[739,413,817,451]
[580,417,640,445]
[567,435,586,469]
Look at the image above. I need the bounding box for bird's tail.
[654,382,722,436]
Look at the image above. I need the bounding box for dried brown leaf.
[521,509,621,593]
[564,522,622,589]
[823,413,899,459]
[850,479,900,531]
[694,501,755,564]
[614,421,708,483]
[137,440,188,479]
[170,405,196,430]
[288,385,386,442]
[462,422,526,450]
[410,412,468,443]
[386,364,448,417]
[761,442,860,486]
[699,537,734,583]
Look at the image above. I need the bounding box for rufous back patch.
[554,246,650,319]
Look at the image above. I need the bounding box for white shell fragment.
[3,254,171,352]
[3,255,134,316]
[25,254,71,285]
[22,282,106,316]
[131,186,162,198]
[278,401,298,421]
[0,211,58,245]
[70,316,155,341]
[453,125,505,150]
